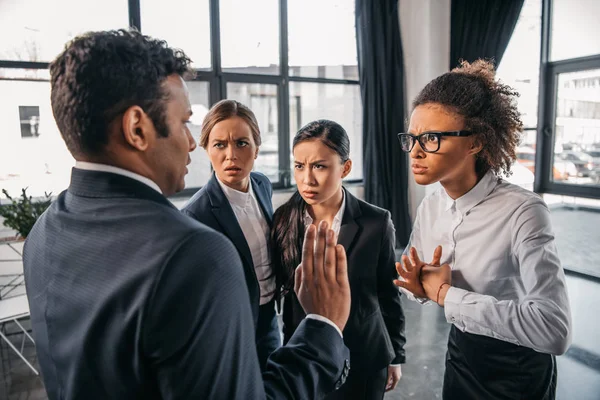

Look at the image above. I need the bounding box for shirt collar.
[303,190,346,229]
[443,171,499,213]
[74,161,162,194]
[216,176,254,209]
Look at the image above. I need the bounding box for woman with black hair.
[395,60,572,400]
[272,119,407,400]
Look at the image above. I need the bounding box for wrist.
[437,283,451,306]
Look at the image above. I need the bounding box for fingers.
[313,221,328,281]
[385,371,399,392]
[294,265,302,295]
[396,260,411,281]
[395,261,403,276]
[393,279,410,290]
[323,229,337,283]
[401,254,413,272]
[335,244,349,287]
[389,376,399,391]
[431,245,443,265]
[385,375,393,391]
[410,247,422,267]
[301,224,316,282]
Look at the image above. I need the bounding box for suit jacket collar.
[252,176,273,226]
[68,168,175,209]
[205,173,263,269]
[338,188,362,257]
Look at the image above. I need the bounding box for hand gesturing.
[393,246,442,298]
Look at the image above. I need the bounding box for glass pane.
[0,0,128,62]
[289,82,362,181]
[0,80,74,199]
[288,0,358,80]
[0,68,50,80]
[186,81,212,188]
[497,0,541,129]
[552,70,600,186]
[140,0,211,69]
[497,0,540,191]
[227,83,280,183]
[551,0,600,61]
[220,0,279,75]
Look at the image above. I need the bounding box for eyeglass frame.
[397,131,473,153]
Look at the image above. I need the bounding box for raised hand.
[295,221,351,332]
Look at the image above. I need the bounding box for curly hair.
[50,29,193,158]
[412,59,523,176]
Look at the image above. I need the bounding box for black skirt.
[443,325,557,400]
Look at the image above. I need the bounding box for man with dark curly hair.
[23,29,352,399]
[394,60,571,399]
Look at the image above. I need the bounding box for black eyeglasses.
[397,131,473,153]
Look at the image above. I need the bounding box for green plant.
[0,188,52,239]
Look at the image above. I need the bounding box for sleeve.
[443,197,572,355]
[377,211,407,364]
[144,229,349,399]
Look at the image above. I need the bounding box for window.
[0,0,128,62]
[0,80,73,199]
[1,0,363,199]
[551,0,600,61]
[551,70,600,187]
[289,82,362,181]
[220,0,280,75]
[140,0,211,69]
[185,81,211,188]
[227,83,280,182]
[288,0,358,80]
[537,0,600,199]
[496,0,541,188]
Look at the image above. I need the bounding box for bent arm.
[443,198,572,355]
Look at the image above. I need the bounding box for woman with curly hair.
[395,60,572,400]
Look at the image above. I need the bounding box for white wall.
[398,0,451,220]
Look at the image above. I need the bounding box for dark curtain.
[355,0,411,246]
[450,0,525,69]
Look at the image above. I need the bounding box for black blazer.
[182,172,273,325]
[24,169,349,399]
[281,190,407,370]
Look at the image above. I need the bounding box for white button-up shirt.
[303,191,346,238]
[217,178,276,304]
[406,171,572,355]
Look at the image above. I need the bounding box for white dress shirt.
[75,161,162,194]
[406,171,572,355]
[217,178,276,305]
[303,191,346,238]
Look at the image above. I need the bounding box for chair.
[0,295,38,375]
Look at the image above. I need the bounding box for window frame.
[535,0,600,199]
[0,0,362,200]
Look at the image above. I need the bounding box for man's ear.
[341,159,353,179]
[121,106,154,151]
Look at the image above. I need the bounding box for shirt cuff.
[389,364,402,367]
[443,286,469,328]
[306,314,343,338]
[399,287,431,304]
